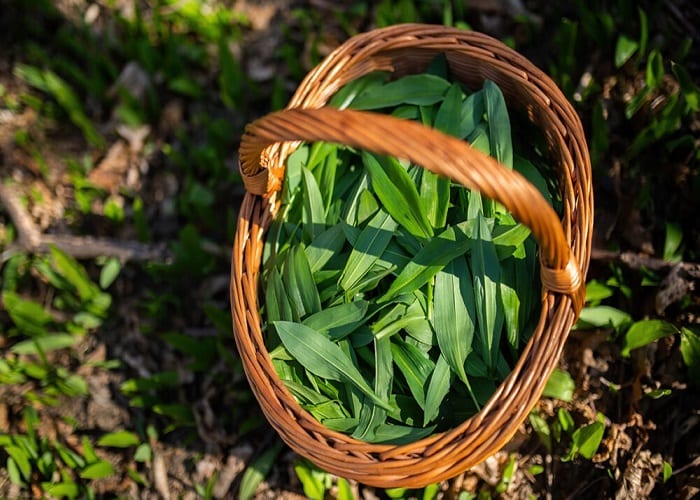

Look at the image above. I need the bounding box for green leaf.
[7,457,24,486]
[423,355,451,426]
[621,319,679,357]
[283,246,321,320]
[2,291,55,336]
[134,443,152,463]
[294,461,326,500]
[350,74,451,109]
[97,430,140,448]
[458,89,485,139]
[5,446,31,481]
[380,223,472,303]
[274,321,392,411]
[391,339,435,409]
[646,50,664,89]
[330,71,389,110]
[528,412,552,453]
[419,171,450,230]
[304,224,345,273]
[363,152,433,239]
[568,421,605,460]
[238,441,283,500]
[663,222,683,262]
[492,223,531,259]
[484,80,513,169]
[337,477,354,500]
[499,258,521,353]
[99,257,122,289]
[43,482,80,498]
[585,280,614,303]
[50,245,98,301]
[471,214,503,373]
[301,167,326,241]
[370,423,435,444]
[352,335,393,441]
[558,408,575,434]
[542,368,575,402]
[615,35,639,68]
[80,460,115,479]
[663,461,672,483]
[433,257,474,385]
[433,83,464,137]
[339,209,397,295]
[11,333,78,355]
[680,327,700,383]
[265,267,294,324]
[303,301,368,341]
[576,306,632,330]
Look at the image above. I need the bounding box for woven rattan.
[231,24,593,488]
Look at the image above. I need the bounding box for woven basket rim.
[231,23,593,488]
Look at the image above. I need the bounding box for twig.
[591,248,700,276]
[0,182,171,263]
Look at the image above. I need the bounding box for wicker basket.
[231,24,592,488]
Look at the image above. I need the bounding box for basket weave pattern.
[231,24,593,488]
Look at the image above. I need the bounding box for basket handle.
[239,107,584,311]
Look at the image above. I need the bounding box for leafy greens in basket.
[260,56,560,443]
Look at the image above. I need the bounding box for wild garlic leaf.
[499,257,521,354]
[350,74,451,110]
[264,267,294,324]
[423,355,451,426]
[301,167,326,241]
[283,245,321,320]
[484,79,513,169]
[471,213,504,374]
[363,152,433,239]
[339,209,397,295]
[391,339,435,410]
[458,89,485,139]
[304,224,345,274]
[419,171,450,230]
[302,301,369,341]
[380,224,472,303]
[274,321,392,411]
[434,83,464,137]
[433,257,475,385]
[369,423,436,445]
[329,71,389,110]
[352,335,393,441]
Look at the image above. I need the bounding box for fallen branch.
[0,182,171,263]
[593,247,699,314]
[591,248,700,276]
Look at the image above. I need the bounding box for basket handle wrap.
[239,107,584,311]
